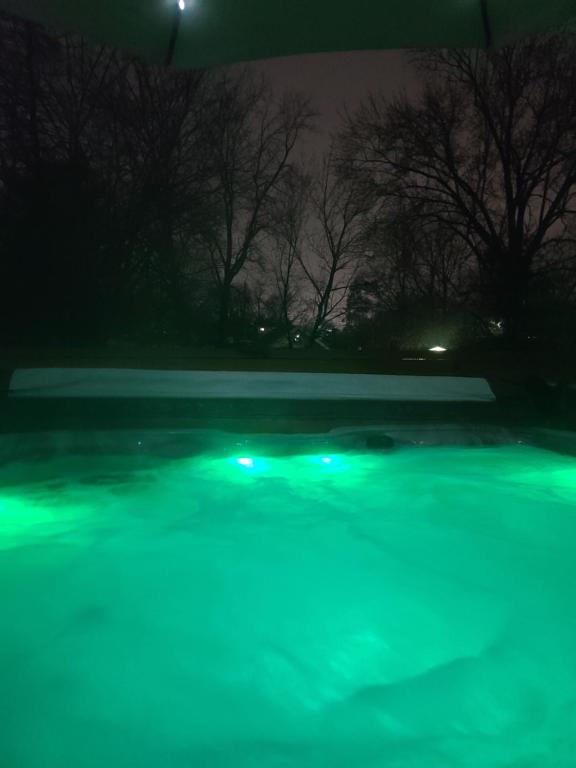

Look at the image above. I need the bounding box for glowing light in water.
[178,0,186,10]
[2,445,576,766]
[305,455,345,470]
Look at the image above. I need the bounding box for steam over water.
[1,442,575,767]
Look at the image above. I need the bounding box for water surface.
[1,442,575,767]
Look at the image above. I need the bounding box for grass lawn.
[1,343,574,383]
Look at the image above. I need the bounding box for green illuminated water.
[1,441,576,767]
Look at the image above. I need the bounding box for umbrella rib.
[480,0,493,49]
[165,2,183,67]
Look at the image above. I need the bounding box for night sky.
[249,50,420,157]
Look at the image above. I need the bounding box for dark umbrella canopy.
[1,0,575,67]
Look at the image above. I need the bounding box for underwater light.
[236,457,254,468]
[178,0,186,10]
[306,455,340,467]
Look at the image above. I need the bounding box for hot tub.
[1,370,574,768]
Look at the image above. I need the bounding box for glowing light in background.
[237,457,254,468]
[321,457,332,464]
[178,0,186,10]
[429,345,447,353]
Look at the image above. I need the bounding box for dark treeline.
[341,40,576,358]
[2,12,576,356]
[0,13,314,348]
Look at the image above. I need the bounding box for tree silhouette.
[202,72,313,344]
[267,167,310,346]
[300,153,371,344]
[342,35,576,341]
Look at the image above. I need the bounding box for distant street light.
[429,345,447,353]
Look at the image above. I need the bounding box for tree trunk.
[499,260,530,346]
[307,314,323,348]
[25,22,41,172]
[217,280,232,345]
[158,198,194,346]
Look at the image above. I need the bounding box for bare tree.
[346,204,473,350]
[341,35,576,339]
[300,154,370,344]
[112,60,213,341]
[0,15,214,344]
[202,72,313,344]
[366,207,470,313]
[267,167,310,346]
[0,23,131,343]
[0,15,59,174]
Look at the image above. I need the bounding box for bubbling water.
[1,443,576,767]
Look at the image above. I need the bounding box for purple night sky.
[249,49,420,157]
